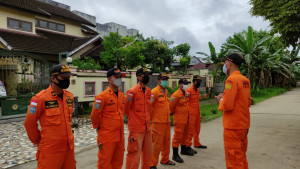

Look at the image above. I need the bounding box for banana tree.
[223,26,271,87]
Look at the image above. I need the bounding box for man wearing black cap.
[185,75,207,155]
[170,78,194,163]
[24,64,76,169]
[150,73,175,168]
[124,67,153,169]
[215,53,251,169]
[91,68,126,169]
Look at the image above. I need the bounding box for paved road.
[11,88,300,169]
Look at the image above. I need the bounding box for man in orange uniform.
[24,64,76,169]
[125,67,153,169]
[91,68,126,169]
[169,78,194,163]
[150,73,175,168]
[216,53,251,169]
[186,75,207,155]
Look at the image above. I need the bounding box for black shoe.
[180,145,194,156]
[150,166,157,169]
[194,145,207,149]
[172,147,184,163]
[187,146,197,154]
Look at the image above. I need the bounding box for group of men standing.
[24,53,251,169]
[91,67,207,169]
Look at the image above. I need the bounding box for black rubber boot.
[180,145,194,156]
[187,146,197,154]
[172,147,184,163]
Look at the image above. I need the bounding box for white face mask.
[113,78,122,87]
[183,85,189,91]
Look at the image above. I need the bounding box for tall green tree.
[249,0,300,48]
[100,32,144,70]
[142,37,174,73]
[174,43,191,75]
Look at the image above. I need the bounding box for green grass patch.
[200,103,222,123]
[251,87,288,104]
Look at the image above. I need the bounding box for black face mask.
[195,83,201,88]
[54,77,70,89]
[141,75,150,85]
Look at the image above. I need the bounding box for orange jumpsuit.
[185,86,202,147]
[170,88,189,148]
[124,83,152,169]
[24,85,75,169]
[149,85,171,166]
[91,86,125,169]
[218,71,251,169]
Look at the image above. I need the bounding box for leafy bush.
[72,57,102,71]
[166,85,179,95]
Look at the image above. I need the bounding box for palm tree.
[223,26,271,87]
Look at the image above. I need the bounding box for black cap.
[107,68,126,78]
[222,53,245,67]
[179,78,191,84]
[158,72,170,80]
[50,64,75,76]
[193,75,202,80]
[136,67,152,76]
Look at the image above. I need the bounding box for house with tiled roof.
[0,0,103,97]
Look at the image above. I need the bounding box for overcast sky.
[57,0,270,57]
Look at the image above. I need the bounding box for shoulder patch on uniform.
[171,96,175,102]
[150,94,154,102]
[95,103,100,110]
[30,100,38,106]
[67,97,73,106]
[30,106,36,114]
[225,83,232,90]
[96,98,102,103]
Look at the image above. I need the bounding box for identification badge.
[45,100,59,109]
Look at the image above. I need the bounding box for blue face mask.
[223,63,227,75]
[161,80,168,88]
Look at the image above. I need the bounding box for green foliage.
[251,87,287,104]
[72,57,102,70]
[200,103,223,122]
[175,43,191,75]
[166,84,179,95]
[100,32,144,70]
[250,0,300,47]
[142,37,175,73]
[222,27,299,88]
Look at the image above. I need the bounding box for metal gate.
[0,50,53,116]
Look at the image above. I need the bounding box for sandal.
[160,160,176,165]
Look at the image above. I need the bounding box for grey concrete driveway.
[10,88,300,169]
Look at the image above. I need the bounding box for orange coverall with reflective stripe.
[124,83,152,169]
[24,85,75,169]
[91,86,125,169]
[150,85,171,166]
[185,86,202,147]
[218,71,251,169]
[170,88,189,148]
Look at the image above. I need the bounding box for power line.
[213,0,250,9]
